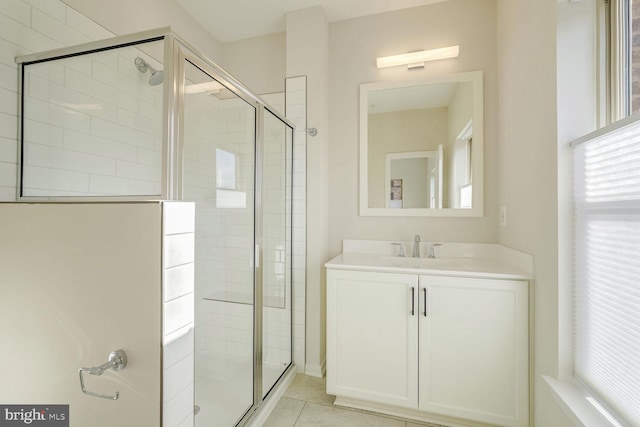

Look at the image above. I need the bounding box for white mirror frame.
[359,70,484,217]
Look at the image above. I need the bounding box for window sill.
[544,376,621,427]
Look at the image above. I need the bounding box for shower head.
[134,56,163,86]
[148,69,163,86]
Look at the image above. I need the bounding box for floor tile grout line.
[292,401,307,427]
[272,375,443,427]
[283,396,308,403]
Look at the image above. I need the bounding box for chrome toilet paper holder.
[78,349,127,400]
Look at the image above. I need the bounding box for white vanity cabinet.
[418,275,528,427]
[327,268,529,427]
[326,270,419,409]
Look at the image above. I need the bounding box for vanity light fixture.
[376,45,459,69]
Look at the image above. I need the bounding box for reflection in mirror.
[384,149,443,209]
[359,71,483,217]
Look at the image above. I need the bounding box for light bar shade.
[376,46,459,69]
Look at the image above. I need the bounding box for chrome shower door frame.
[173,33,296,426]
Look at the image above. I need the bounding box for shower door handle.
[255,244,260,268]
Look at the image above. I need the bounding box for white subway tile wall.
[162,201,196,427]
[181,62,258,419]
[285,76,307,372]
[187,83,307,385]
[261,94,293,391]
[0,0,114,199]
[21,41,164,196]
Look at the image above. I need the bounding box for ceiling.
[176,0,448,43]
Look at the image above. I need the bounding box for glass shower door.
[182,59,256,427]
[261,110,293,397]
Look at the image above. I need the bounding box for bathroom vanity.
[326,240,532,427]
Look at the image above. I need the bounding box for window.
[608,0,640,120]
[215,148,246,209]
[459,184,472,209]
[458,137,472,209]
[569,3,640,425]
[633,0,640,112]
[573,113,640,427]
[215,148,237,190]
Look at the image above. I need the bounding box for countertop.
[326,251,534,280]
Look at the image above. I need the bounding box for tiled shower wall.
[262,94,292,372]
[1,1,163,198]
[184,91,257,370]
[192,87,307,374]
[162,202,196,427]
[284,77,307,371]
[0,1,100,198]
[20,43,164,196]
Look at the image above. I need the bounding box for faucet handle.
[428,243,442,259]
[391,242,405,257]
[414,234,421,242]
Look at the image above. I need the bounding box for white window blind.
[573,114,640,426]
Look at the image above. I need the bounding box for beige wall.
[221,32,286,95]
[497,0,582,425]
[328,0,498,256]
[61,0,222,61]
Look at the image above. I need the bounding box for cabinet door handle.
[411,286,415,316]
[423,288,428,317]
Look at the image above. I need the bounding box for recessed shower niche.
[15,28,294,427]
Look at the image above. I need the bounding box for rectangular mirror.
[359,71,483,217]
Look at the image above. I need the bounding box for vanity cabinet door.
[418,275,528,427]
[327,270,419,409]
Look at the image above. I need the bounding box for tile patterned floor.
[263,375,442,427]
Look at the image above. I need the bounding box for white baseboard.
[304,358,326,378]
[334,396,475,427]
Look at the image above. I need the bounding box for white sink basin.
[381,256,470,270]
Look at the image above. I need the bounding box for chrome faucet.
[428,243,443,258]
[391,242,405,257]
[412,235,421,258]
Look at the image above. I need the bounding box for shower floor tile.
[194,356,289,427]
[195,374,252,427]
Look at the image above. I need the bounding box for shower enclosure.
[16,28,294,427]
